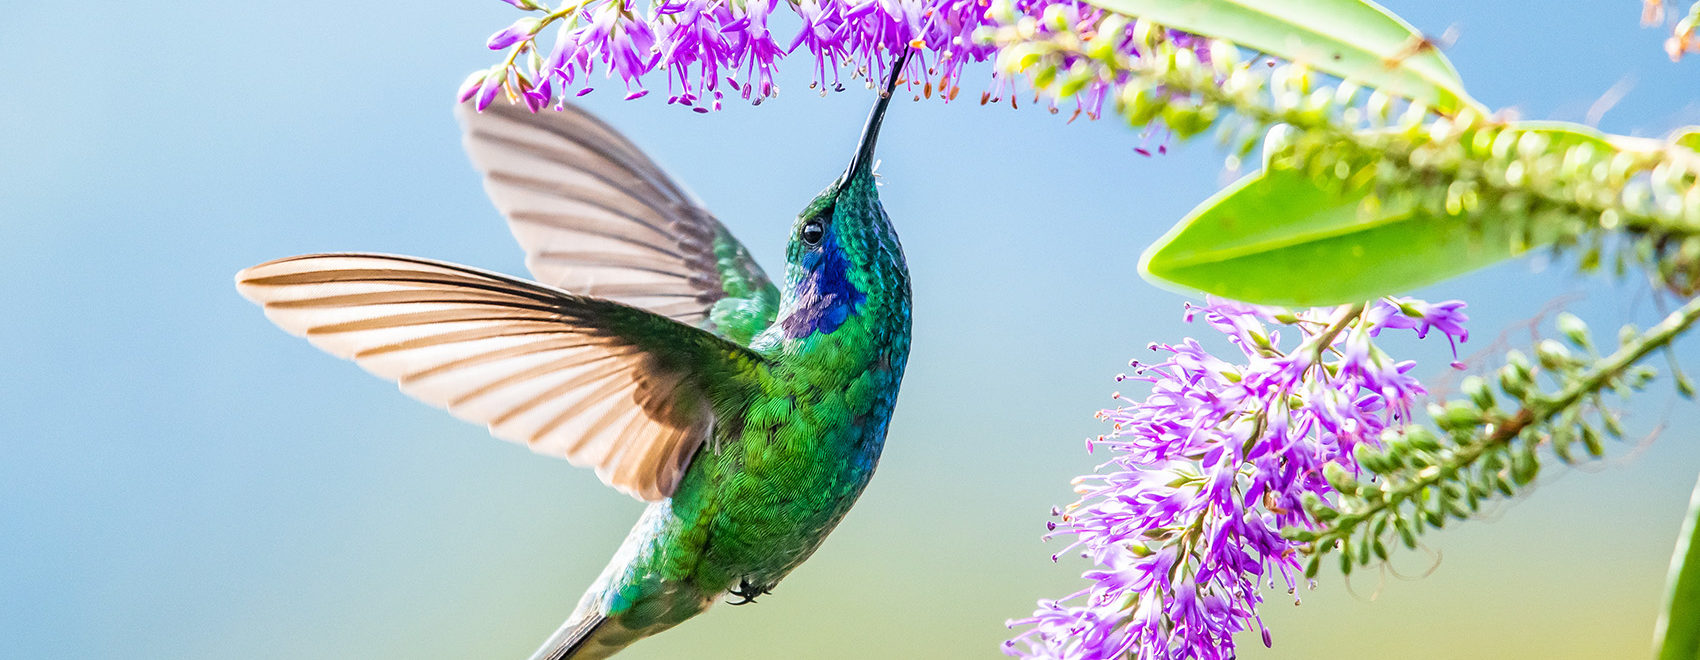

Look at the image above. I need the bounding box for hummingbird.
[235,63,912,658]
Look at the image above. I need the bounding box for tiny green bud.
[1436,400,1484,430]
[1056,63,1094,98]
[1551,426,1576,464]
[1323,463,1358,495]
[1534,339,1572,369]
[1121,86,1162,127]
[1510,442,1539,486]
[1395,516,1417,548]
[1504,349,1533,376]
[1619,323,1641,347]
[1497,364,1531,399]
[1600,410,1624,438]
[1162,102,1218,139]
[1555,312,1591,349]
[1493,472,1515,497]
[1404,425,1442,452]
[1354,444,1386,473]
[1031,62,1059,89]
[1461,376,1495,410]
[1675,368,1696,399]
[1130,18,1161,49]
[1581,424,1604,457]
[1627,365,1658,389]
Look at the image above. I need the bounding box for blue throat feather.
[780,225,866,338]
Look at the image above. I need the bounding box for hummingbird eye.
[800,219,825,247]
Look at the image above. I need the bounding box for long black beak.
[839,50,911,185]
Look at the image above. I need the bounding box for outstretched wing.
[236,253,765,501]
[458,100,779,346]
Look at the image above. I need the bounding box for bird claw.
[726,578,771,606]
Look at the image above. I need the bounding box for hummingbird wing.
[457,100,779,346]
[236,253,766,502]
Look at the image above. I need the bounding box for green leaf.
[1139,121,1607,306]
[1656,473,1700,660]
[1084,0,1481,114]
[1139,167,1517,306]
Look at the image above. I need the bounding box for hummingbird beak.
[839,50,911,187]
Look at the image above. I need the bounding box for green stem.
[1002,27,1699,242]
[1312,294,1700,550]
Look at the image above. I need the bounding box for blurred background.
[4,1,1699,658]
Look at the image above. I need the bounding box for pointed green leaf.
[1656,473,1700,660]
[1084,0,1481,114]
[1139,166,1517,306]
[1140,122,1609,306]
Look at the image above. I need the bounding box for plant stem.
[1310,294,1700,550]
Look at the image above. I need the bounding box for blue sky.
[3,1,1699,658]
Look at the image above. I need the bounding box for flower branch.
[1309,295,1700,572]
[987,14,1700,292]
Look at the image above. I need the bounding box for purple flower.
[1376,297,1470,355]
[1005,298,1467,660]
[474,0,1190,113]
[487,17,542,50]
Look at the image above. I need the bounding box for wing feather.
[236,253,762,501]
[458,100,778,343]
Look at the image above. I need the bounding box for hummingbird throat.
[779,225,866,339]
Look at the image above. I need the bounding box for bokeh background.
[5,1,1700,658]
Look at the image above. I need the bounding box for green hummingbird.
[235,68,912,658]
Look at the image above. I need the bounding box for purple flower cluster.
[1004,297,1468,660]
[466,0,1155,115]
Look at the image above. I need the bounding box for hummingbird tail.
[529,610,607,660]
[528,503,716,659]
[528,576,712,660]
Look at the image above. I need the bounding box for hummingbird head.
[776,55,911,342]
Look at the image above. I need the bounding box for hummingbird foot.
[726,578,772,606]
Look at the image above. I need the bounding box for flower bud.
[1435,400,1484,430]
[1162,102,1217,139]
[1404,424,1443,452]
[1551,425,1576,464]
[487,17,542,50]
[1510,442,1539,486]
[1354,444,1387,473]
[1461,375,1494,410]
[1322,463,1358,495]
[1581,424,1605,457]
[1534,339,1572,369]
[1120,85,1162,127]
[1395,516,1417,548]
[1497,363,1532,399]
[1618,323,1641,347]
[457,69,490,103]
[1130,18,1161,50]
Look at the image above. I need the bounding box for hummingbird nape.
[236,56,914,659]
